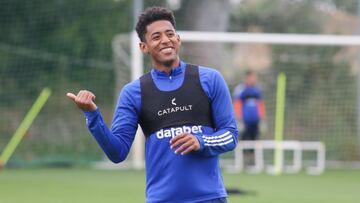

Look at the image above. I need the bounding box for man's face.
[245,73,257,86]
[140,20,181,68]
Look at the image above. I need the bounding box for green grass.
[0,168,359,203]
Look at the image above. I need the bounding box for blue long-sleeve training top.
[84,61,238,203]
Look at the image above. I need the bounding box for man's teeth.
[161,47,172,52]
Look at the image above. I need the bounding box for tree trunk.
[181,0,231,70]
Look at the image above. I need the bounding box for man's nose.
[161,35,171,44]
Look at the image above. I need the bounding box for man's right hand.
[66,90,97,112]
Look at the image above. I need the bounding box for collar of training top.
[151,61,185,78]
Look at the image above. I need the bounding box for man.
[233,70,266,141]
[67,6,237,203]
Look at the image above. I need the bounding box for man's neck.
[153,59,180,74]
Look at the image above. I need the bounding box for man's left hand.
[169,133,200,155]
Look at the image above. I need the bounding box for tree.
[177,0,231,70]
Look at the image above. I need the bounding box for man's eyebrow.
[150,32,161,37]
[165,29,175,33]
[151,29,175,36]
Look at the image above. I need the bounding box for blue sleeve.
[84,80,140,163]
[195,67,238,157]
[257,87,263,99]
[232,84,244,99]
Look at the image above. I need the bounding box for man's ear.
[176,33,181,46]
[139,42,148,54]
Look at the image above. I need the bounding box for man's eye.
[152,36,160,40]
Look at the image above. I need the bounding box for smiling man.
[67,6,238,203]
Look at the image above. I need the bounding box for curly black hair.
[135,6,176,42]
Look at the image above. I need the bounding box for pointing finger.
[66,93,76,101]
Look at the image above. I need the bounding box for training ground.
[0,168,359,203]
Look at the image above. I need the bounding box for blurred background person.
[233,70,266,141]
[233,70,266,165]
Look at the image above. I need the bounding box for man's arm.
[233,99,243,120]
[232,84,244,121]
[169,68,238,157]
[195,69,238,157]
[67,83,139,163]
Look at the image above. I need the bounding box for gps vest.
[139,64,214,137]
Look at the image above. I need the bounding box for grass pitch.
[0,168,359,203]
